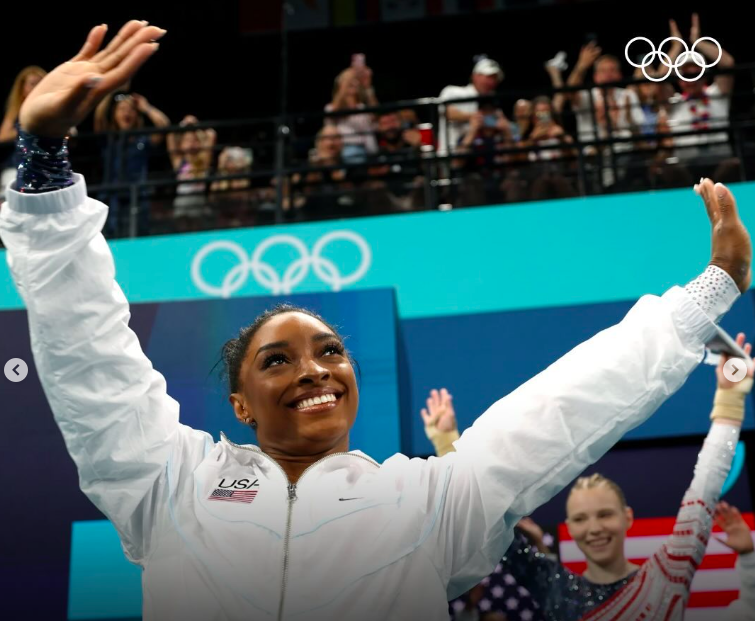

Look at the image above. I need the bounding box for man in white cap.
[437,56,505,155]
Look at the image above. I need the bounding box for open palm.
[420,388,458,433]
[20,21,165,138]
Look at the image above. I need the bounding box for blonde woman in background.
[325,63,378,162]
[167,114,216,230]
[1,66,47,195]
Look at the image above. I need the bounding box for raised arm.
[131,92,170,146]
[688,13,735,96]
[0,21,207,565]
[566,42,601,106]
[418,179,751,599]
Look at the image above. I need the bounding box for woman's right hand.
[19,20,166,138]
[420,388,458,433]
[716,332,753,390]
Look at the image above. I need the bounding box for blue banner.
[4,182,755,318]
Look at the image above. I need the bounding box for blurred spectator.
[211,146,253,193]
[289,125,355,219]
[566,42,646,186]
[94,91,171,236]
[1,66,47,194]
[365,112,424,211]
[524,96,575,161]
[509,99,533,146]
[167,115,217,230]
[211,146,254,229]
[522,96,578,200]
[325,60,378,163]
[454,104,513,205]
[438,56,504,155]
[660,13,739,184]
[501,97,576,203]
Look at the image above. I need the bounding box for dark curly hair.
[220,304,357,395]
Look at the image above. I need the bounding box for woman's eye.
[323,343,344,356]
[262,353,287,369]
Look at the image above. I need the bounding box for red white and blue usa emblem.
[208,488,258,503]
[207,477,259,504]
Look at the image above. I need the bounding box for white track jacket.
[0,176,722,621]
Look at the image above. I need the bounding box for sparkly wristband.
[16,129,74,193]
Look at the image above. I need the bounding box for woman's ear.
[624,506,635,532]
[229,393,250,425]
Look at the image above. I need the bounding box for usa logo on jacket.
[207,478,260,504]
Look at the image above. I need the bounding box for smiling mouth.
[288,393,342,413]
[586,537,611,549]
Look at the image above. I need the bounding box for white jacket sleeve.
[426,285,719,598]
[0,176,201,564]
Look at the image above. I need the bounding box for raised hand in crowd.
[575,41,602,75]
[517,517,551,554]
[420,388,458,433]
[714,501,755,555]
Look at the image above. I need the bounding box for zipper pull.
[287,483,297,500]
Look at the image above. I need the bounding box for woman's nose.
[297,358,330,383]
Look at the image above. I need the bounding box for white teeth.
[296,394,338,409]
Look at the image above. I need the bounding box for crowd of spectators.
[0,12,746,237]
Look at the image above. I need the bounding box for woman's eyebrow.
[312,332,339,342]
[254,341,288,360]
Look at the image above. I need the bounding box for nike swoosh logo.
[338,497,364,502]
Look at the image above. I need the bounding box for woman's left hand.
[19,21,166,138]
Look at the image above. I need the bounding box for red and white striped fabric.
[558,513,755,620]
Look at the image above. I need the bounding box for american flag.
[558,513,755,620]
[207,489,258,504]
[449,559,545,621]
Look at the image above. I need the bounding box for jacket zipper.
[219,434,378,620]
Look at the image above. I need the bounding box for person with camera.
[454,104,513,205]
[438,56,505,155]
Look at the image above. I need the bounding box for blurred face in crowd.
[342,76,360,100]
[114,98,138,130]
[678,62,707,97]
[180,130,201,155]
[533,100,553,125]
[233,312,359,456]
[378,113,402,143]
[22,73,43,99]
[514,99,533,123]
[638,80,659,102]
[472,71,500,95]
[566,485,633,568]
[317,126,343,161]
[593,58,622,85]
